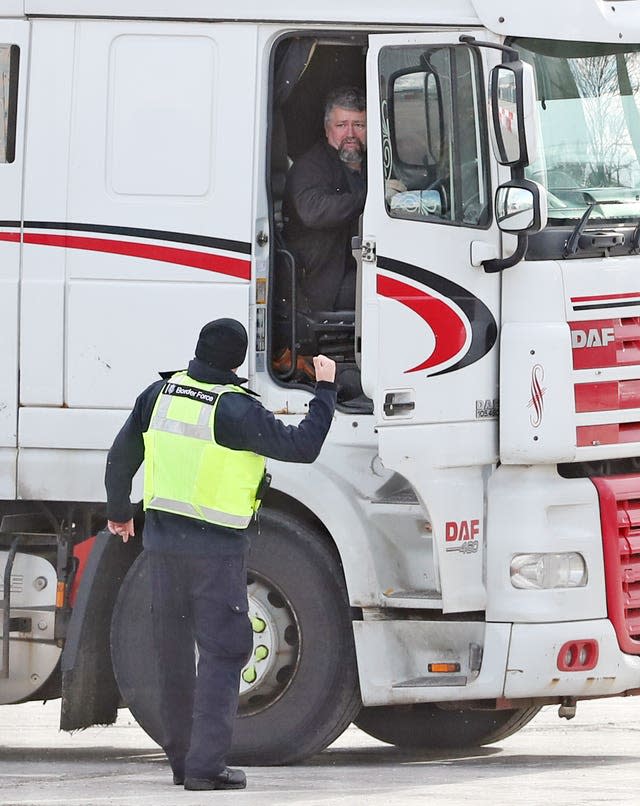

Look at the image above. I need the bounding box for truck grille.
[570,317,640,449]
[591,475,640,654]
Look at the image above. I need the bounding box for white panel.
[0,4,23,17]
[0,23,28,450]
[486,465,606,623]
[24,1,478,25]
[17,448,143,501]
[502,258,566,324]
[377,421,496,613]
[24,0,640,43]
[19,255,65,406]
[500,322,575,464]
[504,620,640,699]
[57,20,256,414]
[473,0,640,43]
[21,21,75,406]
[68,20,255,238]
[0,255,19,443]
[19,407,130,449]
[108,34,215,197]
[0,449,16,498]
[66,281,250,408]
[561,255,640,322]
[354,620,510,705]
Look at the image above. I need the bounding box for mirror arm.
[458,35,519,62]
[482,233,528,274]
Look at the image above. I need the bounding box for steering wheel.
[423,176,449,216]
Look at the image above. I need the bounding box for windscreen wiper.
[564,199,625,257]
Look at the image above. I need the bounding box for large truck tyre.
[354,703,541,749]
[110,510,361,765]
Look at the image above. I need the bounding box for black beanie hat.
[195,318,248,370]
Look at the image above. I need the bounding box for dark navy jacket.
[105,358,337,554]
[283,140,366,311]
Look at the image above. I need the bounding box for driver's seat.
[272,237,355,380]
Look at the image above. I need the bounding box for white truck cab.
[1,0,639,763]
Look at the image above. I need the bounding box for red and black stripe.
[376,255,497,376]
[571,292,640,312]
[0,220,252,280]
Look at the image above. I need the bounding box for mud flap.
[60,529,139,731]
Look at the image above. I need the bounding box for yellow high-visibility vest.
[143,372,265,529]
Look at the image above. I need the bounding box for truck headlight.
[510,552,587,589]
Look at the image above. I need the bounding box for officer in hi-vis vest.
[105,318,337,792]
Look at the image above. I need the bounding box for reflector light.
[557,640,599,671]
[510,552,587,589]
[428,662,460,673]
[55,581,65,608]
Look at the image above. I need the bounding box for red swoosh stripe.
[24,233,250,280]
[0,230,250,280]
[377,274,467,373]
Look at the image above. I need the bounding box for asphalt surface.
[0,697,639,805]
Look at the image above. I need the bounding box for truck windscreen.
[513,38,640,225]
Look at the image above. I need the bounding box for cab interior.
[267,34,372,411]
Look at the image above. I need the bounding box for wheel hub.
[239,573,300,716]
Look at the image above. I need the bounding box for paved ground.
[0,697,638,805]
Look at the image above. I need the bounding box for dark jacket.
[105,358,337,554]
[283,140,366,311]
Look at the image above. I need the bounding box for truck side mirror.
[495,179,547,234]
[489,61,538,168]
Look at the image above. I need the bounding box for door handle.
[383,391,415,417]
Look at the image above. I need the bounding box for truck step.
[393,674,468,688]
[371,490,420,505]
[383,590,442,609]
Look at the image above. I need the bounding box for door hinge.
[362,239,376,263]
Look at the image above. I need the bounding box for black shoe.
[184,767,247,790]
[173,773,184,786]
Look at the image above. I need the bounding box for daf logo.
[571,327,615,349]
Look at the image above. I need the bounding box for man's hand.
[107,519,135,543]
[313,355,336,383]
[385,178,407,204]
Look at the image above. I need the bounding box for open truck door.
[361,32,502,612]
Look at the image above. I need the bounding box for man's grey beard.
[339,141,365,164]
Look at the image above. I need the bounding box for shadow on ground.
[0,743,636,775]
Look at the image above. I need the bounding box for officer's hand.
[107,519,135,543]
[313,355,336,383]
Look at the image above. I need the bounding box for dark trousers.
[300,262,356,313]
[148,549,253,779]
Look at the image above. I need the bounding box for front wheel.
[355,703,541,749]
[110,510,361,765]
